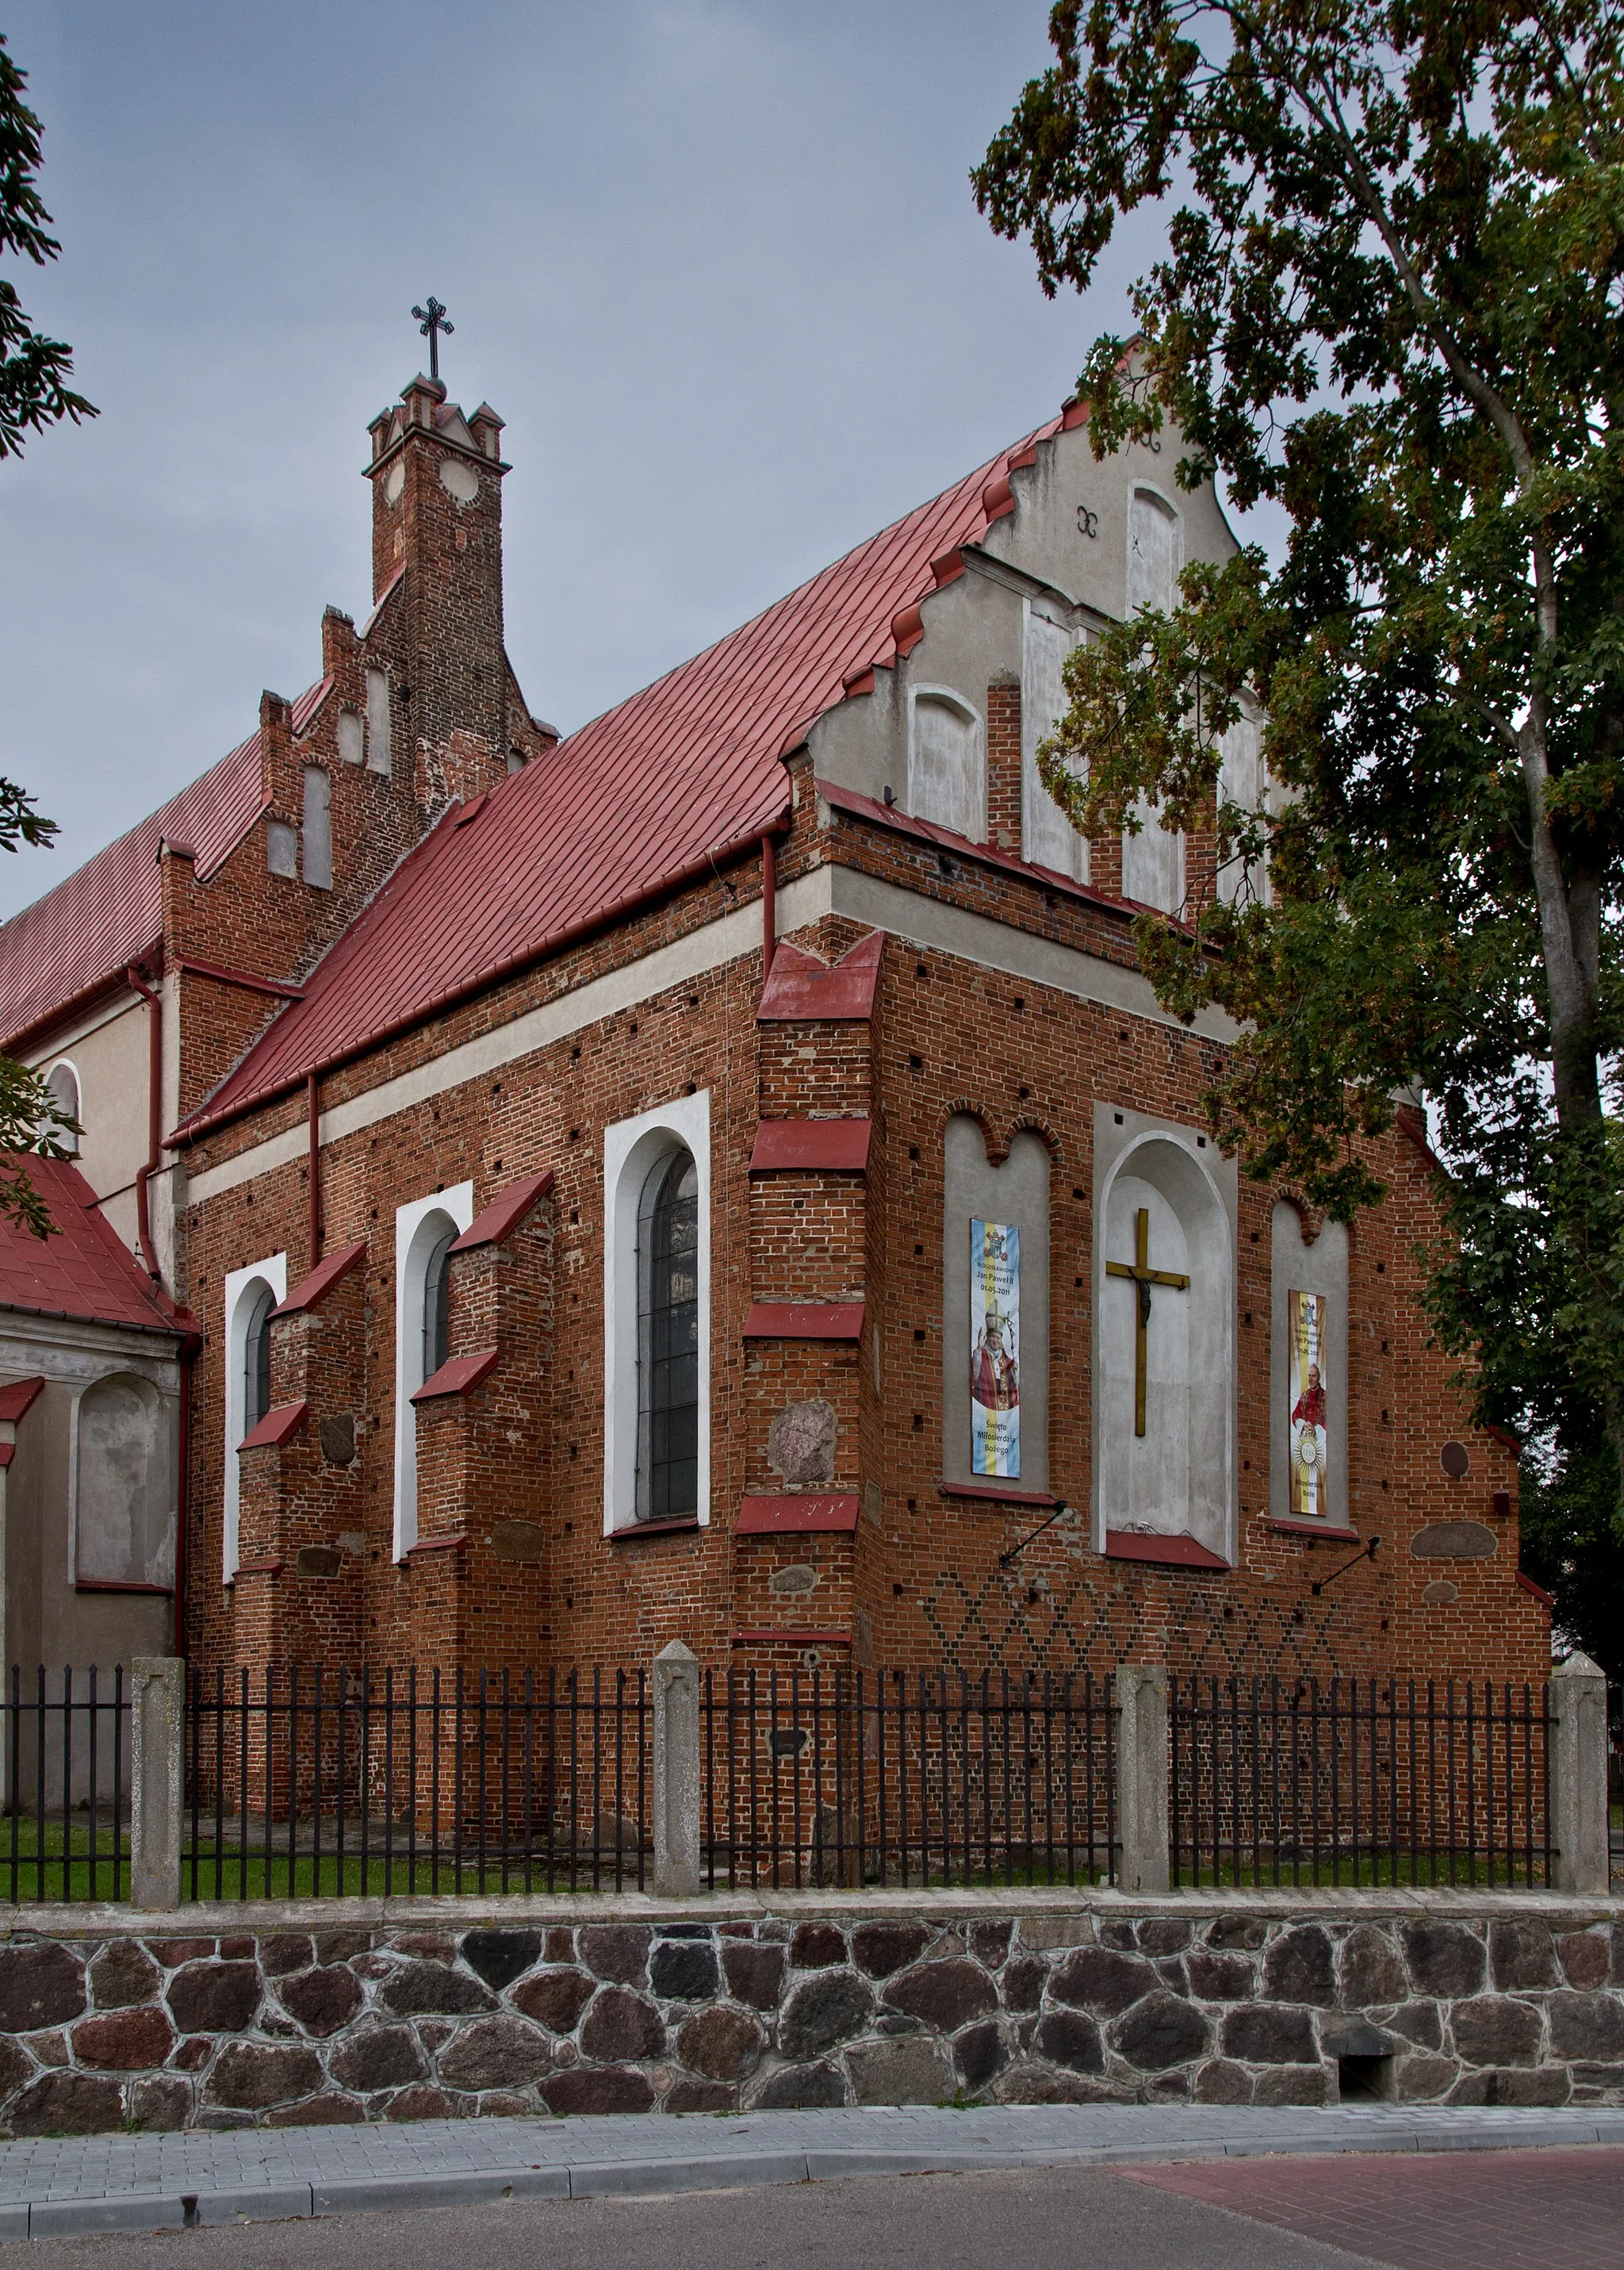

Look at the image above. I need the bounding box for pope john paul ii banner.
[1288,1287,1329,1517]
[970,1219,1021,1478]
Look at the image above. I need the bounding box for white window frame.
[223,1251,287,1583]
[393,1182,474,1560]
[44,1058,82,1156]
[603,1091,711,1534]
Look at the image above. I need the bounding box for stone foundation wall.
[0,1890,1620,2134]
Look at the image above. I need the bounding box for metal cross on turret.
[411,297,454,382]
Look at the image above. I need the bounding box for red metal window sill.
[1104,1530,1230,1571]
[75,1579,174,1596]
[408,1532,467,1556]
[1267,1517,1361,1544]
[939,1480,1058,1509]
[610,1517,702,1541]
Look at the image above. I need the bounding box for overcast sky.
[0,1,1173,921]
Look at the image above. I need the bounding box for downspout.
[124,964,164,1283]
[760,832,776,980]
[307,1069,321,1265]
[174,1329,201,1658]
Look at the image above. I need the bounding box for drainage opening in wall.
[1336,2053,1394,2102]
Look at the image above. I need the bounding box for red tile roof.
[0,1155,182,1336]
[175,417,1059,1140]
[0,679,330,1048]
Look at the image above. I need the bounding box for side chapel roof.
[0,1154,184,1336]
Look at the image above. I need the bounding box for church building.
[0,354,1549,1686]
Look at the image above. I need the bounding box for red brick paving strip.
[1124,2146,1624,2270]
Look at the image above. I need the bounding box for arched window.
[392,1183,473,1558]
[907,688,986,842]
[637,1149,699,1520]
[242,1280,274,1436]
[222,1251,287,1582]
[422,1216,457,1382]
[44,1062,80,1156]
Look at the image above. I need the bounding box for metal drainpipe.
[174,1329,201,1657]
[760,832,776,979]
[124,964,164,1282]
[307,1069,321,1265]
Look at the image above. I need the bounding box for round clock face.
[385,460,406,506]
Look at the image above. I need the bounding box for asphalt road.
[12,2150,1624,2270]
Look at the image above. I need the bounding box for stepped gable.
[174,416,1059,1140]
[0,678,331,1048]
[0,1154,181,1333]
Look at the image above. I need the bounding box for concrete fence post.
[1114,1663,1170,1893]
[1549,1650,1609,1895]
[653,1640,701,1897]
[129,1657,184,1911]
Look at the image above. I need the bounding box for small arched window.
[421,1217,457,1382]
[637,1148,699,1520]
[44,1062,79,1156]
[242,1281,274,1436]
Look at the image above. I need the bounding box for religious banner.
[970,1220,1021,1478]
[1287,1288,1329,1517]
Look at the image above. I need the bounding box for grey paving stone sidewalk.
[2,2103,1623,2240]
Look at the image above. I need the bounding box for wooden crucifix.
[1105,1206,1190,1437]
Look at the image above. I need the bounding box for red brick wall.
[176,711,1544,1694]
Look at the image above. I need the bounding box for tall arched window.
[392,1183,473,1559]
[422,1217,457,1382]
[222,1250,287,1583]
[44,1062,79,1156]
[242,1281,274,1436]
[637,1148,699,1520]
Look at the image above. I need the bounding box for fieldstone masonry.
[0,1894,1621,2134]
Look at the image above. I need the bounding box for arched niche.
[1095,1129,1234,1560]
[1270,1202,1350,1528]
[942,1115,1050,1494]
[75,1371,174,1589]
[907,687,986,843]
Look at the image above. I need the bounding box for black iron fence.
[701,1667,1116,1889]
[0,1661,1578,1904]
[183,1665,649,1899]
[1169,1675,1553,1888]
[0,1666,128,1903]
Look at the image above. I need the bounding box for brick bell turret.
[364,370,515,821]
